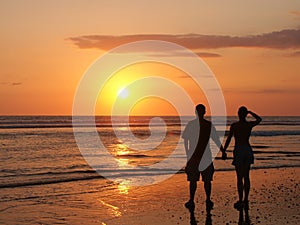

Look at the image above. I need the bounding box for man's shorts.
[232,145,254,167]
[186,163,215,182]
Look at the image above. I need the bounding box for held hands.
[222,151,227,160]
[220,146,227,160]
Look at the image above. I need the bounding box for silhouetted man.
[182,104,225,210]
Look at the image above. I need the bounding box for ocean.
[0,116,299,189]
[0,116,299,224]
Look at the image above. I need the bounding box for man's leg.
[204,180,214,210]
[202,165,214,210]
[185,181,197,209]
[189,181,197,202]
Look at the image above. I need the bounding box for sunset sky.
[1,0,300,115]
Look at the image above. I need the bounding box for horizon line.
[0,114,299,117]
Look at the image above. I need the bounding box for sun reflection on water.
[115,143,130,156]
[117,158,130,169]
[115,142,132,170]
[112,141,133,195]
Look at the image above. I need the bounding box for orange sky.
[0,1,300,115]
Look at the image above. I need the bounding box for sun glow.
[117,87,129,99]
[95,62,201,115]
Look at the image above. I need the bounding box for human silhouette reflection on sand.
[188,205,212,225]
[238,207,251,225]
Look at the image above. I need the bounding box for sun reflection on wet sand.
[98,200,122,217]
[117,180,131,195]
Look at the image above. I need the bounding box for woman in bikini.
[223,106,262,209]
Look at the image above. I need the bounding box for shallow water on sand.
[0,116,299,223]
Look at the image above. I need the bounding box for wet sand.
[0,168,299,224]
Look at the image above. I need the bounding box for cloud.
[1,82,23,86]
[289,51,300,57]
[196,52,221,57]
[290,10,300,18]
[12,82,22,86]
[224,88,299,94]
[143,51,221,58]
[69,29,300,51]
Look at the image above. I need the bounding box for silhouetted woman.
[223,106,262,210]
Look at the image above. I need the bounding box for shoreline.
[1,164,300,189]
[0,167,299,224]
[1,164,300,190]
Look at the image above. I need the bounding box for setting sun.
[117,87,129,99]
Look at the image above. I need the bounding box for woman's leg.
[235,166,245,202]
[243,165,251,202]
[204,181,212,201]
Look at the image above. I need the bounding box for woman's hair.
[238,106,248,119]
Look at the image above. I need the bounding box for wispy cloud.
[289,51,300,57]
[69,29,300,51]
[143,51,221,58]
[1,82,23,86]
[196,52,221,57]
[224,88,299,94]
[290,10,300,19]
[12,82,22,86]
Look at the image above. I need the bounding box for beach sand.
[1,167,299,224]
